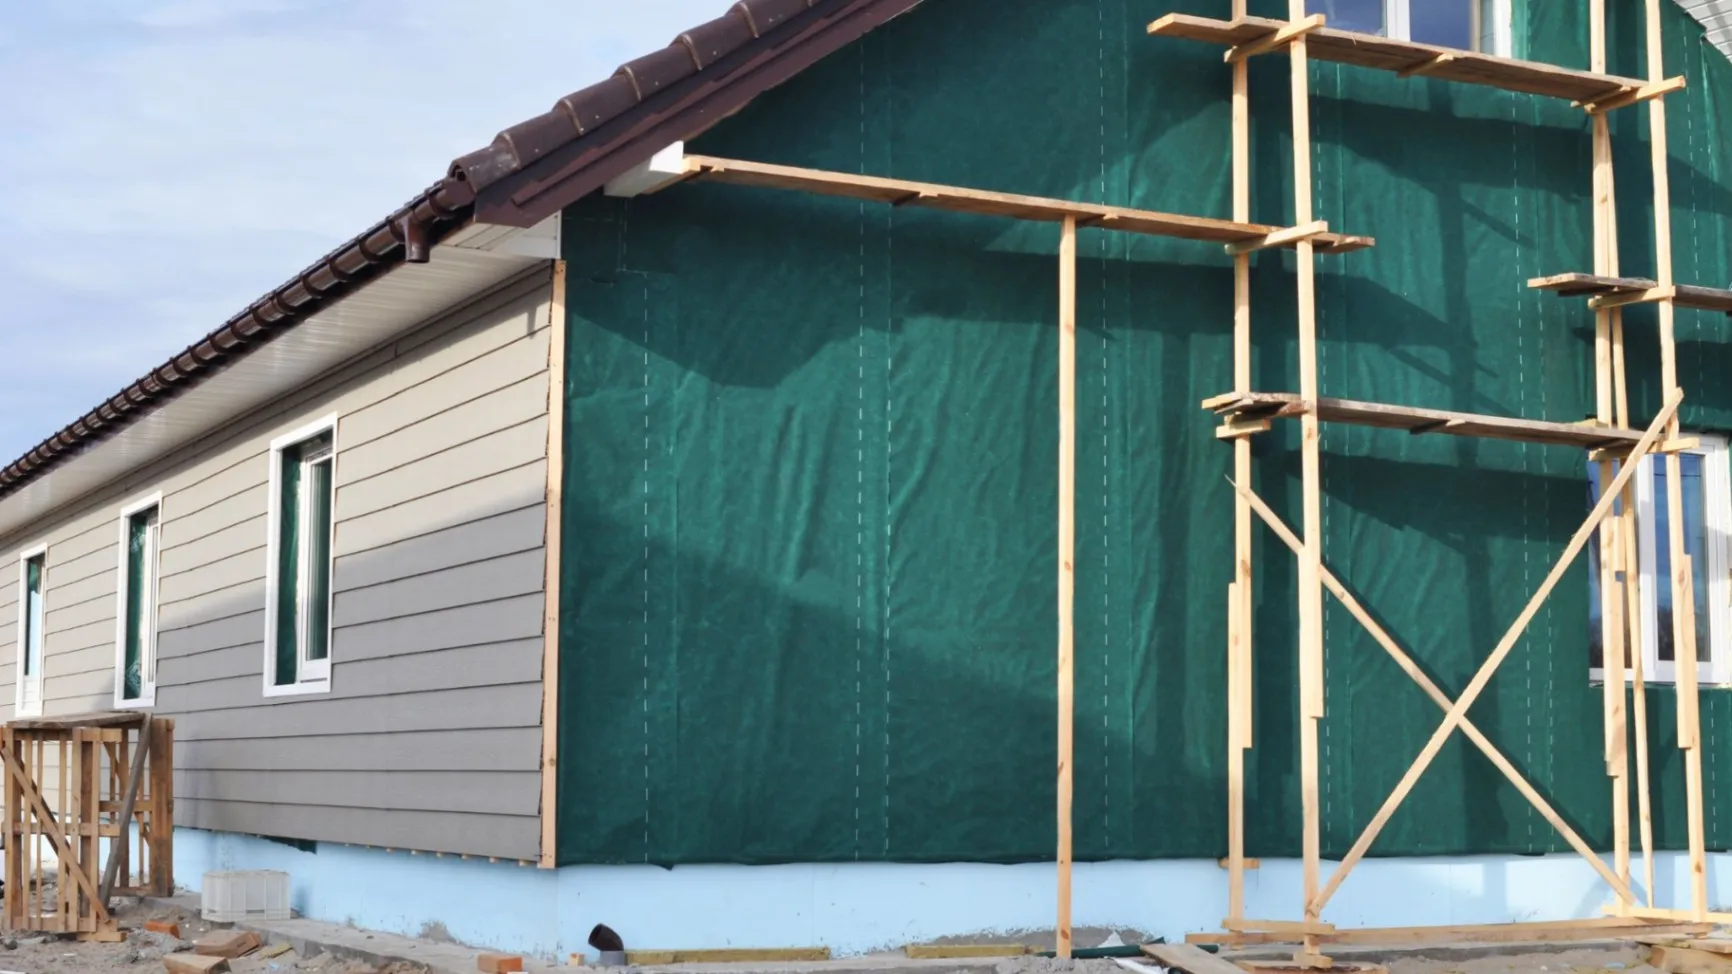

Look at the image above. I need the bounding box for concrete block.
[478,952,526,973]
[193,930,261,958]
[164,954,231,974]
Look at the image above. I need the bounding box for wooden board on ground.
[1647,944,1732,974]
[1146,942,1258,974]
[905,944,1036,958]
[1206,391,1640,449]
[682,155,1374,253]
[1188,918,1713,947]
[625,948,832,965]
[1148,13,1660,102]
[193,929,261,958]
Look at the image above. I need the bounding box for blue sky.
[0,0,719,462]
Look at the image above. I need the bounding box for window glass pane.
[1412,1,1472,49]
[1653,454,1710,664]
[275,445,304,686]
[23,555,43,678]
[1476,0,1502,53]
[123,507,157,700]
[1308,0,1386,35]
[304,456,333,664]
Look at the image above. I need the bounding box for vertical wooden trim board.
[1227,0,1253,925]
[1056,216,1078,960]
[539,259,569,870]
[1286,1,1325,956]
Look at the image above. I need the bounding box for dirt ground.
[0,898,427,974]
[990,946,1656,974]
[1382,945,1649,974]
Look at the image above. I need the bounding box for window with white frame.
[115,494,162,707]
[15,544,45,717]
[1306,0,1513,56]
[1589,434,1732,685]
[264,417,337,696]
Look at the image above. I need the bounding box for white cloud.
[0,0,725,460]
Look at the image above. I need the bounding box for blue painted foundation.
[172,829,1730,960]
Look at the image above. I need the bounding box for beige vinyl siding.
[0,267,553,860]
[0,569,17,723]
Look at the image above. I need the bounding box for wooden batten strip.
[1055,216,1077,960]
[539,259,568,870]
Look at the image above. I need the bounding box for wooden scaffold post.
[1056,215,1078,959]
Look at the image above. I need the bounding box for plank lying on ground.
[682,155,1374,253]
[1647,944,1732,974]
[625,948,832,964]
[905,945,1035,958]
[1187,917,1713,947]
[1145,941,1256,974]
[1148,14,1669,103]
[1650,940,1732,956]
[1206,391,1641,449]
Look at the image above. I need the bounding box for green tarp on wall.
[557,0,1732,866]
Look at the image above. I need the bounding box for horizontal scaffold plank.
[682,155,1375,253]
[1206,391,1641,449]
[1148,13,1674,105]
[1186,917,1713,948]
[1530,273,1732,312]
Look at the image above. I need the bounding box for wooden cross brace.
[1239,389,1679,919]
[0,741,111,924]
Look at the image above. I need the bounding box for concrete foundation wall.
[171,827,1732,961]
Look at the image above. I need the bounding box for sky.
[0,0,720,463]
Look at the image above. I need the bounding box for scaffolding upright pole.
[1285,0,1326,962]
[1056,215,1078,959]
[1226,0,1254,926]
[1641,0,1709,919]
[1589,0,1633,894]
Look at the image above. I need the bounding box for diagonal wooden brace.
[1306,390,1680,916]
[0,742,110,921]
[1234,480,1640,908]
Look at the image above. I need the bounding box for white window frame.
[113,492,163,709]
[262,414,338,698]
[1592,435,1732,686]
[1636,435,1732,685]
[14,542,46,718]
[1316,0,1511,56]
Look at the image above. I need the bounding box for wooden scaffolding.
[1148,0,1732,962]
[1,713,173,941]
[624,0,1732,954]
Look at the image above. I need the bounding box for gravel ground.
[0,899,428,973]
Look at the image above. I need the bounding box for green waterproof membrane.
[556,0,1732,865]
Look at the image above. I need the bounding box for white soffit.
[0,214,560,541]
[1679,0,1732,59]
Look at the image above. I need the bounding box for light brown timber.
[1228,0,1253,921]
[1236,481,1639,904]
[1056,215,1077,960]
[538,259,567,869]
[1148,13,1659,102]
[1309,392,1681,915]
[1189,918,1712,948]
[682,155,1372,252]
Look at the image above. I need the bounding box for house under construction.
[5,0,1732,961]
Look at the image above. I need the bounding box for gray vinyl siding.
[0,268,553,860]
